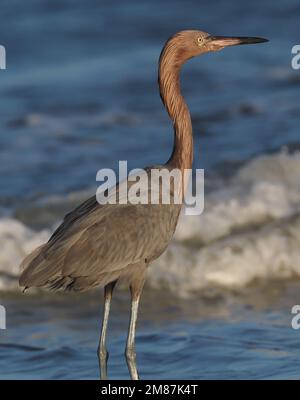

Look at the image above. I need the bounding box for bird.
[19,30,268,380]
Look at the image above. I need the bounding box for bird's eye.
[197,36,205,46]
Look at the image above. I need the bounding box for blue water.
[0,0,300,380]
[0,0,299,204]
[1,285,300,380]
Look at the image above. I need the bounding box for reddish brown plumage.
[19,31,205,293]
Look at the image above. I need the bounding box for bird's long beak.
[208,35,268,47]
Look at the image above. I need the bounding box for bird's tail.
[19,244,61,289]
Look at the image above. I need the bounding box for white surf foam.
[0,218,50,291]
[1,149,300,296]
[150,213,300,296]
[175,148,300,243]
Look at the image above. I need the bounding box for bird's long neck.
[159,44,193,172]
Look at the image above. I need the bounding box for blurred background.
[1,0,300,379]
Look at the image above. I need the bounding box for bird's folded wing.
[20,201,176,288]
[61,203,161,277]
[20,165,180,288]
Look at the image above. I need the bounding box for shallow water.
[1,283,300,380]
[0,0,300,380]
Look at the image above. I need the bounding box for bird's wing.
[61,202,171,276]
[47,195,100,246]
[47,164,163,245]
[19,166,181,289]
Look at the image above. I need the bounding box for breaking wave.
[1,149,300,296]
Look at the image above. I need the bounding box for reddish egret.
[19,30,268,380]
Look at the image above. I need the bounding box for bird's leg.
[97,281,116,380]
[125,274,146,380]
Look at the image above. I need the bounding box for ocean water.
[1,285,300,380]
[0,0,300,379]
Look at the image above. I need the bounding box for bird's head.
[164,30,268,63]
